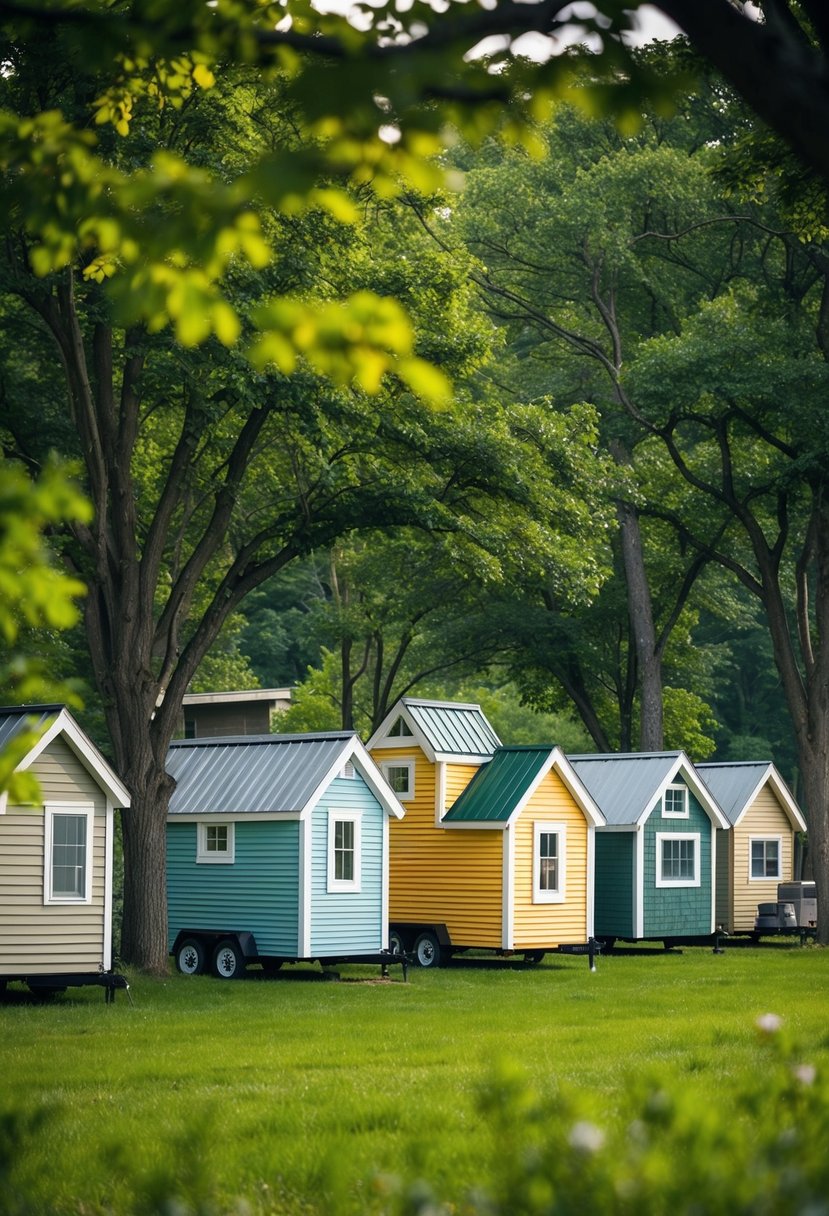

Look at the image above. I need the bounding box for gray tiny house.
[165,731,405,977]
[569,752,729,946]
[0,705,130,999]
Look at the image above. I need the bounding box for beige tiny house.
[0,706,130,996]
[697,762,807,935]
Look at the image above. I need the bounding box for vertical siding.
[0,737,108,975]
[166,819,300,955]
[594,832,635,937]
[731,788,795,932]
[512,769,590,947]
[714,828,732,932]
[643,788,713,937]
[375,746,503,948]
[310,775,386,955]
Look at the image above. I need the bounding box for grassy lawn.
[3,943,828,1214]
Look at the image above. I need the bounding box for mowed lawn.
[3,943,828,1214]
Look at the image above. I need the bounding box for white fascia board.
[366,702,435,759]
[502,748,605,830]
[639,753,729,830]
[349,737,406,819]
[17,709,132,808]
[735,765,807,833]
[432,751,492,765]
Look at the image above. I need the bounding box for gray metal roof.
[166,732,356,815]
[401,698,500,758]
[0,704,63,751]
[568,752,685,827]
[696,762,773,826]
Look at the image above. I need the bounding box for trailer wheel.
[523,951,546,965]
[413,931,442,969]
[212,939,246,979]
[389,929,406,956]
[175,937,206,976]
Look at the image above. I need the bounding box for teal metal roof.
[443,746,551,823]
[400,698,500,758]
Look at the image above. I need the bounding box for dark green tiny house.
[568,752,729,946]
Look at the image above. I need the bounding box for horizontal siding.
[167,819,300,955]
[376,746,503,947]
[594,832,635,937]
[0,735,109,974]
[310,776,385,955]
[445,763,481,810]
[512,768,589,947]
[731,788,795,932]
[643,790,712,937]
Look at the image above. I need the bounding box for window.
[750,837,782,880]
[388,716,413,737]
[184,716,197,739]
[655,833,700,887]
[327,811,361,892]
[662,784,689,818]
[44,805,94,904]
[382,760,414,801]
[197,821,235,863]
[533,822,567,903]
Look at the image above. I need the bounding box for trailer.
[387,921,600,970]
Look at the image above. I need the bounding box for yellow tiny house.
[697,761,807,935]
[368,699,603,966]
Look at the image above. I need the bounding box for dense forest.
[2,1,828,961]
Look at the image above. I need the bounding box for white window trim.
[44,803,95,905]
[748,835,783,882]
[197,821,235,864]
[327,809,362,893]
[381,759,415,802]
[533,821,567,904]
[662,784,689,819]
[655,832,700,887]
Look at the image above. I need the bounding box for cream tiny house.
[0,705,130,999]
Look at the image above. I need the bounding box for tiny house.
[165,730,404,977]
[0,705,130,999]
[368,699,604,965]
[696,761,807,935]
[568,751,729,947]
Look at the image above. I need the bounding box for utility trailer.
[171,928,406,980]
[388,921,599,970]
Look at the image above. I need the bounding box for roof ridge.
[169,731,355,747]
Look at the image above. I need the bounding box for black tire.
[212,938,246,980]
[175,936,206,976]
[600,937,617,954]
[413,931,442,969]
[523,951,546,965]
[388,929,406,956]
[261,958,283,974]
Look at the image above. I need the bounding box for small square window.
[750,838,781,880]
[662,784,689,818]
[382,760,414,801]
[197,822,235,863]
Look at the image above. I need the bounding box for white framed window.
[382,759,415,801]
[533,821,567,903]
[327,810,362,892]
[662,784,689,818]
[749,836,782,880]
[197,821,235,863]
[656,832,700,887]
[44,804,94,904]
[388,716,413,737]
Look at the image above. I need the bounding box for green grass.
[3,944,829,1214]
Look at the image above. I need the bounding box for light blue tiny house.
[165,731,404,977]
[568,752,729,946]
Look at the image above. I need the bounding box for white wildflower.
[569,1121,606,1153]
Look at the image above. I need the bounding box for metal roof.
[400,698,501,758]
[696,761,805,830]
[568,752,686,827]
[0,704,131,807]
[443,746,551,823]
[0,704,63,750]
[166,731,358,815]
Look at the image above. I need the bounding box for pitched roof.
[367,697,501,762]
[568,751,728,829]
[0,703,131,808]
[166,731,403,818]
[696,761,807,831]
[443,745,605,827]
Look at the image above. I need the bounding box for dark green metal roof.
[442,746,552,823]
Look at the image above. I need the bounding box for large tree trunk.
[120,780,174,974]
[616,498,664,751]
